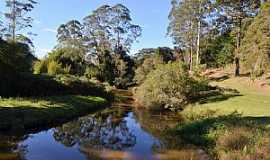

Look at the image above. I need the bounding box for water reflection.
[53,108,136,150]
[0,106,208,160]
[0,135,27,160]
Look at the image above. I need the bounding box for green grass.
[184,78,270,117]
[173,77,270,159]
[0,95,109,132]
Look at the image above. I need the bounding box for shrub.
[84,66,99,79]
[135,62,208,111]
[47,60,63,75]
[33,60,48,74]
[217,128,252,151]
[0,39,36,72]
[63,64,71,74]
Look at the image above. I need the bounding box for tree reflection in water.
[53,108,136,151]
[0,135,27,160]
[133,108,184,149]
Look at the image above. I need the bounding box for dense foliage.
[200,33,235,68]
[31,4,142,89]
[168,0,262,76]
[134,47,175,84]
[0,73,112,99]
[135,62,209,111]
[240,1,270,76]
[0,39,36,72]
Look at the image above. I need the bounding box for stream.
[0,90,208,160]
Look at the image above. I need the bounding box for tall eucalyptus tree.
[83,4,142,88]
[168,0,212,70]
[215,0,261,76]
[4,0,37,42]
[83,4,142,54]
[57,20,84,48]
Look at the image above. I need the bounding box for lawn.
[175,77,270,159]
[0,95,109,132]
[184,77,270,117]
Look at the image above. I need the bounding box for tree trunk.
[235,57,240,76]
[196,0,202,68]
[196,20,201,68]
[235,19,242,77]
[11,0,16,42]
[190,46,193,71]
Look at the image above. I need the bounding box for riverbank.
[174,75,270,159]
[0,95,109,132]
[184,75,270,117]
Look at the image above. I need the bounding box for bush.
[63,64,71,74]
[33,60,72,75]
[84,66,99,79]
[134,47,175,85]
[135,62,208,111]
[47,60,63,75]
[217,128,252,151]
[0,39,37,72]
[200,33,235,68]
[33,60,48,74]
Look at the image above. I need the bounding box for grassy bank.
[0,95,109,132]
[173,77,270,159]
[184,77,270,117]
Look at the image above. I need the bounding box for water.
[0,91,208,160]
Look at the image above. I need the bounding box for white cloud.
[42,28,57,33]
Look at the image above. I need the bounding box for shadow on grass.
[0,96,109,135]
[172,112,270,148]
[0,73,113,101]
[191,87,242,105]
[209,75,230,82]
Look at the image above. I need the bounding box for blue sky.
[0,0,174,58]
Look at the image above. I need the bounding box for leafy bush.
[33,60,48,74]
[134,58,156,84]
[84,65,100,79]
[134,47,175,84]
[33,59,72,75]
[63,64,71,74]
[47,60,63,75]
[200,33,235,68]
[0,39,36,72]
[135,62,208,111]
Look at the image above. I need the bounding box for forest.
[0,0,270,160]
